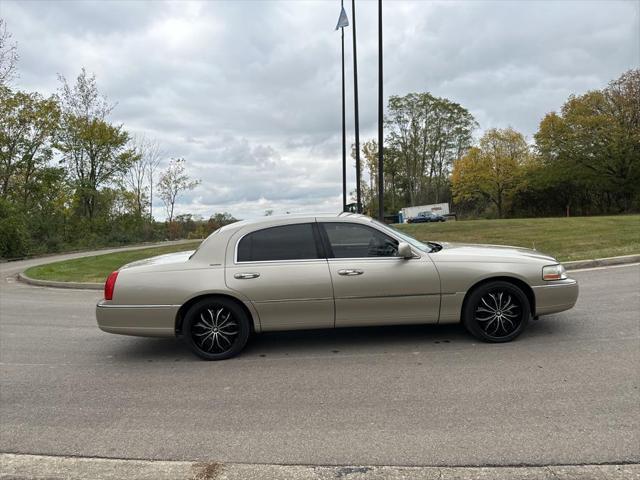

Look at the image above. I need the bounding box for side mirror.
[397,242,413,259]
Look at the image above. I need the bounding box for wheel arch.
[460,276,535,320]
[175,293,258,335]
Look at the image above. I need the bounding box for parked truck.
[401,203,450,223]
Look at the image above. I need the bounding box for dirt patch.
[191,461,224,480]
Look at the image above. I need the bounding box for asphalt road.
[1,253,638,467]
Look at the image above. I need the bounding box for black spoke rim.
[191,306,239,354]
[474,289,523,338]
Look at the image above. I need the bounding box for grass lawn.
[24,241,201,284]
[396,215,640,262]
[24,215,639,284]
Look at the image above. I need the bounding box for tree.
[0,197,29,258]
[157,158,200,223]
[122,136,162,218]
[56,69,134,220]
[143,137,162,219]
[0,86,60,202]
[385,92,477,206]
[452,128,530,218]
[535,69,640,212]
[208,212,237,230]
[354,140,403,216]
[0,19,18,86]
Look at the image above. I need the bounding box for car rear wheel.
[462,281,530,342]
[183,298,250,360]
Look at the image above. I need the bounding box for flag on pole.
[335,6,349,30]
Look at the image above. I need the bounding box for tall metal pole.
[351,0,361,214]
[377,0,384,221]
[341,0,347,212]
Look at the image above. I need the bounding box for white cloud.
[3,0,638,219]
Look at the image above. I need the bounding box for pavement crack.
[544,465,561,479]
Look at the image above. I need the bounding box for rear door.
[319,221,440,327]
[225,222,334,331]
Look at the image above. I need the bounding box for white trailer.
[401,203,450,222]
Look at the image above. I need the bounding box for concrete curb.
[1,454,638,480]
[16,252,640,291]
[1,239,200,264]
[15,239,199,290]
[18,271,103,290]
[563,253,640,270]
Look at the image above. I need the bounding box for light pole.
[351,0,361,213]
[377,0,384,221]
[336,1,349,212]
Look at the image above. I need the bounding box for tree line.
[0,21,236,258]
[355,69,639,219]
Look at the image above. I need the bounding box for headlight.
[542,264,567,281]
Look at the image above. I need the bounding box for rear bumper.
[96,300,178,337]
[532,279,579,316]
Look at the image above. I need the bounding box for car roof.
[218,212,370,232]
[192,212,383,262]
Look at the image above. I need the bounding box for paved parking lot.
[1,255,638,467]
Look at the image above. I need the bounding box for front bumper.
[96,300,178,337]
[532,278,579,316]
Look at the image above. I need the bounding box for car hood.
[433,242,557,263]
[121,250,195,269]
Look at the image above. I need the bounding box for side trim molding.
[336,293,439,300]
[97,304,180,309]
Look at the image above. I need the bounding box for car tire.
[183,297,251,360]
[462,281,530,343]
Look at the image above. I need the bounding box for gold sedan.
[96,213,578,360]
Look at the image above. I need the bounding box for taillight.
[104,271,119,300]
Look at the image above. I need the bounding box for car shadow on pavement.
[244,323,471,356]
[105,315,569,362]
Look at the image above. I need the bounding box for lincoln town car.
[96,213,579,360]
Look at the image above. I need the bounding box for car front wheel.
[183,297,251,360]
[462,281,530,342]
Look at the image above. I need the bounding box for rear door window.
[237,223,321,262]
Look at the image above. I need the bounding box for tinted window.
[323,223,398,258]
[237,224,320,262]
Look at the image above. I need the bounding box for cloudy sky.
[2,0,638,219]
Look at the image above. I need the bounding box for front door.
[225,222,334,331]
[319,221,440,327]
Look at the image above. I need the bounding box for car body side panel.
[431,251,578,319]
[430,259,538,323]
[96,263,263,335]
[224,221,335,331]
[328,257,441,327]
[433,260,538,293]
[111,265,227,305]
[225,260,335,331]
[438,292,467,324]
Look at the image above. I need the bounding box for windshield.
[371,220,433,252]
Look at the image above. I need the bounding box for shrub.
[0,199,30,259]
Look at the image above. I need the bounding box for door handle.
[234,272,260,279]
[338,269,364,276]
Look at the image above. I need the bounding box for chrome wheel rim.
[474,290,522,338]
[191,306,239,354]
